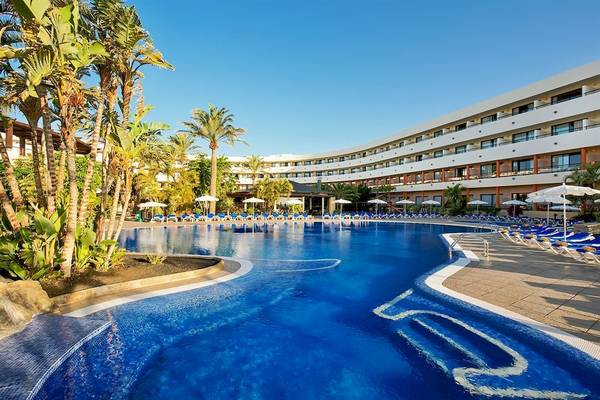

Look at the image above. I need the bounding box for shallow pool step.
[395,311,590,399]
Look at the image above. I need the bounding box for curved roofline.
[230,60,600,162]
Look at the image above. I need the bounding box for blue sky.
[132,0,600,157]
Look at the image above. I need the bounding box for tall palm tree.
[181,105,245,213]
[443,184,466,215]
[245,155,264,187]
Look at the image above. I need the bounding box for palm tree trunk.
[108,172,132,258]
[27,121,47,208]
[0,178,20,231]
[209,146,218,214]
[0,122,24,208]
[105,174,122,241]
[77,99,106,225]
[94,137,112,240]
[56,141,66,195]
[40,90,57,213]
[59,135,79,277]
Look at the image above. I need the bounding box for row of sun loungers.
[150,212,315,223]
[498,224,600,264]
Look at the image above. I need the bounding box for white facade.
[228,61,600,205]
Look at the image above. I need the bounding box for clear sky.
[132,0,600,157]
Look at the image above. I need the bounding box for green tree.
[188,154,238,210]
[255,178,292,210]
[327,183,357,201]
[181,105,245,214]
[245,155,264,186]
[443,184,466,215]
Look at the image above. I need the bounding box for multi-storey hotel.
[229,61,600,212]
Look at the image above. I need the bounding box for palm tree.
[245,155,264,187]
[443,184,466,215]
[12,0,107,276]
[328,183,357,201]
[168,132,197,165]
[181,105,245,213]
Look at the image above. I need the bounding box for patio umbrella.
[195,195,219,214]
[367,199,387,215]
[137,201,167,209]
[137,201,167,221]
[285,198,304,212]
[467,200,488,214]
[550,205,580,212]
[422,199,441,214]
[333,199,352,217]
[395,199,414,213]
[526,195,571,224]
[195,195,219,202]
[502,199,527,218]
[243,197,265,212]
[529,183,600,240]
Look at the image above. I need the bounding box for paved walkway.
[443,233,600,343]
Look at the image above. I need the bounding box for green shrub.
[146,254,167,265]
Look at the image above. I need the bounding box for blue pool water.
[36,222,600,399]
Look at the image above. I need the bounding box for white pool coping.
[431,233,600,361]
[66,256,253,318]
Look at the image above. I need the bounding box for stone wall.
[0,280,53,339]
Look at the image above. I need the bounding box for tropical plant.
[188,154,238,208]
[327,183,357,201]
[181,105,245,213]
[168,132,196,165]
[146,253,166,265]
[443,184,466,215]
[255,178,292,210]
[245,155,264,186]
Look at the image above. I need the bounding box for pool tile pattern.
[0,314,109,400]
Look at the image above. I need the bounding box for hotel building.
[229,61,600,212]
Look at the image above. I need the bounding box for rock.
[0,280,52,338]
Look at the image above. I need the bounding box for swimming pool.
[36,222,600,399]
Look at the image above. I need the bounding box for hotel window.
[433,195,442,203]
[434,150,443,158]
[294,162,300,166]
[480,138,497,149]
[415,154,423,161]
[327,158,333,163]
[433,171,441,181]
[398,158,404,165]
[362,152,367,157]
[480,163,496,177]
[433,130,443,138]
[512,102,534,115]
[415,196,422,205]
[480,114,497,124]
[512,158,533,173]
[415,174,422,183]
[512,193,528,202]
[455,123,467,131]
[350,154,356,160]
[316,172,322,177]
[398,141,405,147]
[480,194,496,206]
[315,160,322,165]
[415,135,423,143]
[455,145,467,154]
[456,167,466,178]
[339,156,345,162]
[327,171,333,176]
[551,88,582,104]
[304,161,312,166]
[512,130,535,143]
[552,120,583,136]
[551,153,581,171]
